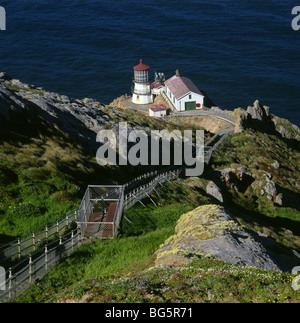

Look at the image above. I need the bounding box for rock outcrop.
[154,205,300,272]
[233,99,300,142]
[233,107,249,133]
[0,72,167,154]
[206,181,223,203]
[247,99,270,121]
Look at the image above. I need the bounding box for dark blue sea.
[1,0,300,126]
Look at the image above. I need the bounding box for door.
[185,101,196,110]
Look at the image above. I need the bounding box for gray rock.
[247,100,268,121]
[271,160,280,169]
[206,181,223,203]
[264,180,277,197]
[154,205,300,272]
[275,193,283,206]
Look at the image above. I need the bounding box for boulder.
[264,179,277,197]
[214,166,253,193]
[154,205,300,271]
[271,160,280,170]
[247,100,269,121]
[233,107,249,133]
[275,193,283,206]
[206,181,223,203]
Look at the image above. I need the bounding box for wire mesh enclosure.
[77,185,124,239]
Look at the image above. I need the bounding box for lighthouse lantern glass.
[134,70,149,83]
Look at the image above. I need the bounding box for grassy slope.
[0,90,197,242]
[1,86,299,303]
[11,180,300,303]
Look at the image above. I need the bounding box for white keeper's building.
[164,70,204,111]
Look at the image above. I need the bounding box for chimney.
[176,69,180,77]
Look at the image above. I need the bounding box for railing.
[0,210,78,263]
[161,90,175,111]
[123,168,181,212]
[0,210,79,302]
[0,121,235,302]
[77,185,124,239]
[167,107,236,125]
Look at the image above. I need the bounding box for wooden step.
[101,203,117,238]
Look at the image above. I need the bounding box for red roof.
[133,59,150,71]
[151,81,165,89]
[165,74,203,100]
[148,104,167,112]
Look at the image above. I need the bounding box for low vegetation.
[1,78,299,303]
[10,179,300,303]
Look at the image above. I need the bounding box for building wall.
[165,85,204,111]
[175,92,204,111]
[152,86,165,95]
[149,109,166,117]
[134,82,151,94]
[132,82,152,104]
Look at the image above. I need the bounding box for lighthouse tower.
[132,59,153,104]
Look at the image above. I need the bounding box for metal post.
[17,237,21,259]
[32,232,36,251]
[77,223,82,243]
[153,187,160,198]
[45,225,48,244]
[8,268,12,299]
[45,244,48,271]
[71,230,74,250]
[29,254,32,283]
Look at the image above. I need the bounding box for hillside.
[0,72,191,240]
[0,72,300,303]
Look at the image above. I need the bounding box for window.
[134,70,148,83]
[189,94,192,99]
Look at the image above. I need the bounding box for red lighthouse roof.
[133,59,150,71]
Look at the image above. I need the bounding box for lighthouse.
[132,59,153,104]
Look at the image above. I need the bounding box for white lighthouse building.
[132,59,153,105]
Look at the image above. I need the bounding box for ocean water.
[1,0,300,126]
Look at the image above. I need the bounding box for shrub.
[6,203,41,218]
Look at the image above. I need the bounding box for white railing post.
[8,267,12,299]
[45,245,48,271]
[32,232,36,251]
[17,238,21,259]
[29,254,32,283]
[71,230,74,249]
[45,225,48,244]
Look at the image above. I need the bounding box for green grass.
[59,257,298,303]
[12,197,300,303]
[12,202,194,303]
[13,251,300,303]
